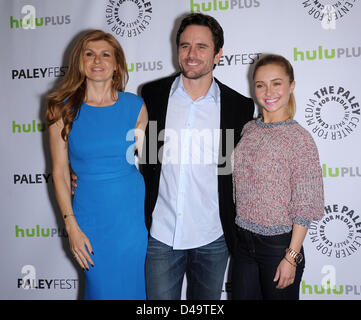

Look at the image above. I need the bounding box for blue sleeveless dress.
[68,92,147,300]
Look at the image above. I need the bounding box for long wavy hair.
[253,54,296,119]
[46,30,128,141]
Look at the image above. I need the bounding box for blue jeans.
[231,226,305,300]
[145,235,229,300]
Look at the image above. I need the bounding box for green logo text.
[15,225,67,238]
[12,120,46,134]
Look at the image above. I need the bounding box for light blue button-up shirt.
[150,75,223,249]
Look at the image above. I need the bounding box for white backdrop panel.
[1,0,360,300]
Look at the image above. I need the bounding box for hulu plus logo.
[126,61,163,73]
[15,225,67,238]
[301,265,361,297]
[10,5,71,30]
[190,0,229,11]
[293,45,361,61]
[190,0,260,12]
[302,280,344,295]
[12,120,46,134]
[322,164,361,178]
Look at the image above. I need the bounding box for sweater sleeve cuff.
[292,216,312,228]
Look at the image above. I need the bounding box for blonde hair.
[253,54,296,119]
[46,30,128,141]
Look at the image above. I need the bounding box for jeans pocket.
[146,236,173,256]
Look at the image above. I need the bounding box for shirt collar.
[170,75,219,103]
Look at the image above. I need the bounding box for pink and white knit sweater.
[232,119,324,235]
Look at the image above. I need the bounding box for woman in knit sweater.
[231,54,324,300]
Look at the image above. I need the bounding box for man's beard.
[179,59,213,80]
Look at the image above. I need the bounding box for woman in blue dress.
[47,30,148,299]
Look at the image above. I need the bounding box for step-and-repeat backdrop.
[1,0,360,300]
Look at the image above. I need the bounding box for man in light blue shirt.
[141,13,255,300]
[151,75,222,250]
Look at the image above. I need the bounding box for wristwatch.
[285,248,303,264]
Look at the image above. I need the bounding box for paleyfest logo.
[308,204,361,259]
[301,0,357,29]
[105,0,153,38]
[18,265,78,290]
[304,85,360,140]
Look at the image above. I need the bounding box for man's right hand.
[71,173,78,195]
